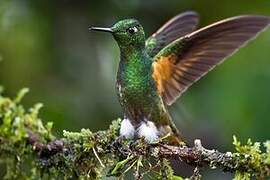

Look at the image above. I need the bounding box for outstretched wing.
[152,15,270,105]
[146,11,199,58]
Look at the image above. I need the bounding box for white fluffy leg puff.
[137,121,159,142]
[120,118,135,139]
[120,118,159,143]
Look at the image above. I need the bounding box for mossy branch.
[0,88,270,179]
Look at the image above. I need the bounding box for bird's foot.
[110,136,131,155]
[111,136,123,148]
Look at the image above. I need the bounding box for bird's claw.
[110,136,132,155]
[110,136,124,150]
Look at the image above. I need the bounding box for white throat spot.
[138,121,158,143]
[120,118,135,139]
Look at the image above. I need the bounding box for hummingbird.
[90,11,270,144]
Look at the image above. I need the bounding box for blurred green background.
[0,0,270,179]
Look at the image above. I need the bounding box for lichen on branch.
[0,88,269,179]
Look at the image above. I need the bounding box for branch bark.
[23,129,270,179]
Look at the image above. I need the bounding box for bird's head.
[90,19,145,49]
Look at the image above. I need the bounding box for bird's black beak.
[89,27,113,33]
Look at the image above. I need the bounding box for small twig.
[123,158,137,174]
[92,147,105,168]
[133,156,143,180]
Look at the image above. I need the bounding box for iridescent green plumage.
[113,19,181,143]
[90,12,270,144]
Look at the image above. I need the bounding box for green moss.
[0,88,270,179]
[232,136,270,179]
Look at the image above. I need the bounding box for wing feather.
[152,15,270,105]
[146,11,199,57]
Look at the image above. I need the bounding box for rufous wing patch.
[152,54,187,104]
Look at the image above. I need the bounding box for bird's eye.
[127,26,138,34]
